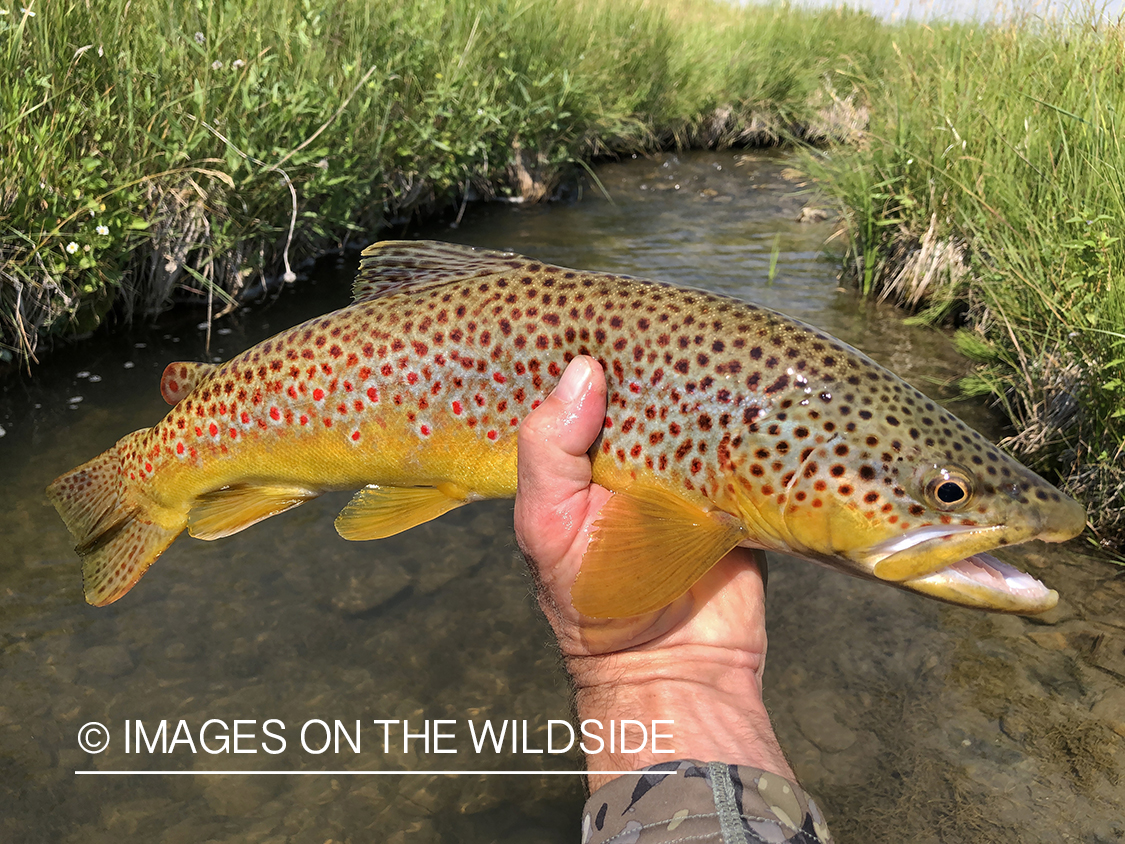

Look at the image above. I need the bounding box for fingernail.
[553,357,591,404]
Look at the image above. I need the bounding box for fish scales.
[48,240,1086,614]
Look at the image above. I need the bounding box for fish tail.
[46,430,184,607]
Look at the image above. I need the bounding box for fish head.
[750,379,1086,614]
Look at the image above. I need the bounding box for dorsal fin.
[160,361,217,406]
[352,240,532,303]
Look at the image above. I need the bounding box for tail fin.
[46,431,184,606]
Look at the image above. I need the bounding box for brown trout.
[48,241,1086,615]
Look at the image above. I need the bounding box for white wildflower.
[96,224,109,236]
[232,59,245,69]
[21,7,34,16]
[211,60,222,70]
[194,31,205,44]
[65,241,79,254]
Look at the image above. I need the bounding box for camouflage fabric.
[581,760,833,844]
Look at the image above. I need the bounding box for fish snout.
[1034,492,1087,543]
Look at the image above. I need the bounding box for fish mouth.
[898,552,1058,613]
[855,526,1057,612]
[855,524,1057,613]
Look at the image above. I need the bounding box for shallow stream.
[2,151,1122,843]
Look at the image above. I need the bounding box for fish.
[46,240,1086,615]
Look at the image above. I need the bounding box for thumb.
[515,356,607,558]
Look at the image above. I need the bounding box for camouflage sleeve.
[580,760,833,844]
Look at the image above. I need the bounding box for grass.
[806,5,1125,548]
[0,0,885,361]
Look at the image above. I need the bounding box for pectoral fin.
[334,483,470,540]
[188,484,319,540]
[571,486,747,618]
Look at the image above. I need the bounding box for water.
[2,151,1121,843]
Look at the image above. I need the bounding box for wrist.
[567,644,794,791]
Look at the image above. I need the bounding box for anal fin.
[188,484,319,540]
[571,486,746,618]
[334,484,469,540]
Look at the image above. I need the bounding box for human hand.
[515,356,794,788]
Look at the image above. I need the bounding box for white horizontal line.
[75,770,678,776]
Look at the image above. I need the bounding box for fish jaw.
[897,553,1058,613]
[860,486,1086,584]
[834,496,1084,612]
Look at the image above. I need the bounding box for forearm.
[568,644,795,791]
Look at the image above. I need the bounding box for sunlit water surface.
[2,151,1122,844]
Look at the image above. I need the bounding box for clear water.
[1,151,1121,843]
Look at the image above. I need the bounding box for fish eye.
[924,468,974,510]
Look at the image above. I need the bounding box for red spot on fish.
[288,386,298,399]
[407,372,419,385]
[195,426,203,436]
[510,417,518,426]
[352,430,361,442]
[493,372,507,384]
[144,462,153,473]
[452,401,463,415]
[229,428,238,438]
[323,418,333,428]
[270,407,281,421]
[420,425,431,436]
[300,415,309,425]
[208,423,218,437]
[367,387,379,403]
[354,400,364,412]
[531,400,540,410]
[313,388,325,401]
[487,430,498,440]
[381,364,393,377]
[176,442,184,455]
[240,411,250,424]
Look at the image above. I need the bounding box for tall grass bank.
[0,0,880,358]
[809,8,1125,547]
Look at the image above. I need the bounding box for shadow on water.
[1,151,1122,843]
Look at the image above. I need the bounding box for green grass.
[806,7,1125,547]
[0,0,886,360]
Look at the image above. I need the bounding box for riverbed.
[1,150,1120,843]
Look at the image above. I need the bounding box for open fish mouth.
[900,552,1057,611]
[856,524,1058,612]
